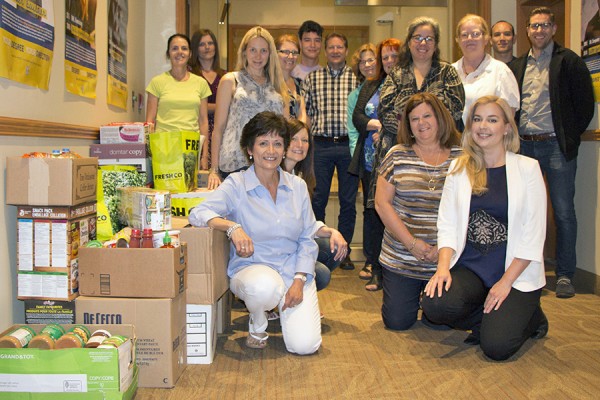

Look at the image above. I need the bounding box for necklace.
[463,55,485,76]
[414,144,442,192]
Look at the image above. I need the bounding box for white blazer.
[437,152,547,292]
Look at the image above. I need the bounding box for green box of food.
[0,324,136,398]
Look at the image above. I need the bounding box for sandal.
[358,264,373,280]
[365,272,382,291]
[246,332,268,349]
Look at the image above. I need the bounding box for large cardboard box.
[99,123,152,145]
[0,324,136,399]
[76,294,187,389]
[172,218,229,304]
[6,157,98,206]
[78,245,187,298]
[89,143,147,159]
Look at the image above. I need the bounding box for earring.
[282,155,285,159]
[249,155,253,160]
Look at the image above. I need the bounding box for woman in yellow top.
[146,33,211,169]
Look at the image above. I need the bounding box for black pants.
[381,268,427,331]
[421,266,545,361]
[361,172,384,276]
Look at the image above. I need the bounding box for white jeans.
[230,264,322,355]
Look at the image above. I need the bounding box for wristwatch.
[294,273,307,283]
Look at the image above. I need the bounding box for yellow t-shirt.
[146,72,211,132]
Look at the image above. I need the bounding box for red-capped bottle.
[141,228,154,248]
[130,229,142,248]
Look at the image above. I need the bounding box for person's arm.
[145,92,158,126]
[297,95,308,125]
[198,98,209,170]
[435,65,466,129]
[282,180,319,311]
[208,72,235,189]
[347,89,359,156]
[315,225,347,262]
[207,216,253,257]
[377,72,400,139]
[374,175,433,261]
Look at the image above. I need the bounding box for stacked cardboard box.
[172,217,230,364]
[6,157,98,314]
[77,245,188,388]
[90,143,152,184]
[15,203,97,302]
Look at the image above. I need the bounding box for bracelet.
[226,223,242,240]
[408,237,417,251]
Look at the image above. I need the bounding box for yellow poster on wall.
[107,0,128,109]
[64,0,97,98]
[0,0,54,90]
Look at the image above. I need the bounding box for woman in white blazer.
[421,96,549,361]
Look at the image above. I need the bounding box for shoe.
[556,276,575,298]
[267,310,279,321]
[245,332,268,349]
[359,264,372,280]
[531,310,549,339]
[365,272,382,291]
[339,255,355,270]
[463,332,480,346]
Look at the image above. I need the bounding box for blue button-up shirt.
[189,166,319,285]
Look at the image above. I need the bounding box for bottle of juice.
[160,230,175,248]
[141,228,154,248]
[0,326,36,348]
[29,324,66,350]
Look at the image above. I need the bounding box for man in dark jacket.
[509,7,594,299]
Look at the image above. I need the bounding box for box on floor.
[0,324,137,400]
[187,291,232,365]
[6,157,98,206]
[78,245,187,298]
[171,218,229,304]
[76,293,187,388]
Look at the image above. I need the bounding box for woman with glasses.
[275,34,307,123]
[349,38,401,290]
[452,14,520,125]
[208,26,289,189]
[367,17,464,292]
[189,29,226,169]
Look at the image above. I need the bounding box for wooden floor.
[136,268,600,399]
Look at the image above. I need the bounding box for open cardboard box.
[0,324,136,399]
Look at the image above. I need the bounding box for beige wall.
[0,1,598,328]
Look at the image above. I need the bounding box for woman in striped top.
[375,92,461,331]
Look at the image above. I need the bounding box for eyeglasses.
[411,35,435,44]
[359,58,376,66]
[278,49,300,57]
[459,31,483,40]
[527,22,553,30]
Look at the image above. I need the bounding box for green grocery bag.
[149,130,204,193]
[97,165,147,241]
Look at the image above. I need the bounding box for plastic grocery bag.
[97,165,147,241]
[149,131,204,193]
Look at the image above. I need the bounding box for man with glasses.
[292,20,323,81]
[491,20,517,63]
[303,33,359,270]
[509,7,594,299]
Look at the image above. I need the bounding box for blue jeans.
[520,139,577,279]
[382,268,427,330]
[312,141,359,246]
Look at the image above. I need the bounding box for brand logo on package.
[76,165,97,200]
[83,312,123,324]
[178,269,185,294]
[64,380,84,392]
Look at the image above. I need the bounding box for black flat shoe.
[339,256,355,270]
[365,272,382,291]
[531,310,549,339]
[463,332,480,346]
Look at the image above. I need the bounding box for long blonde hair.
[235,26,289,105]
[453,95,519,195]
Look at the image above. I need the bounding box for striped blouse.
[378,144,462,280]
